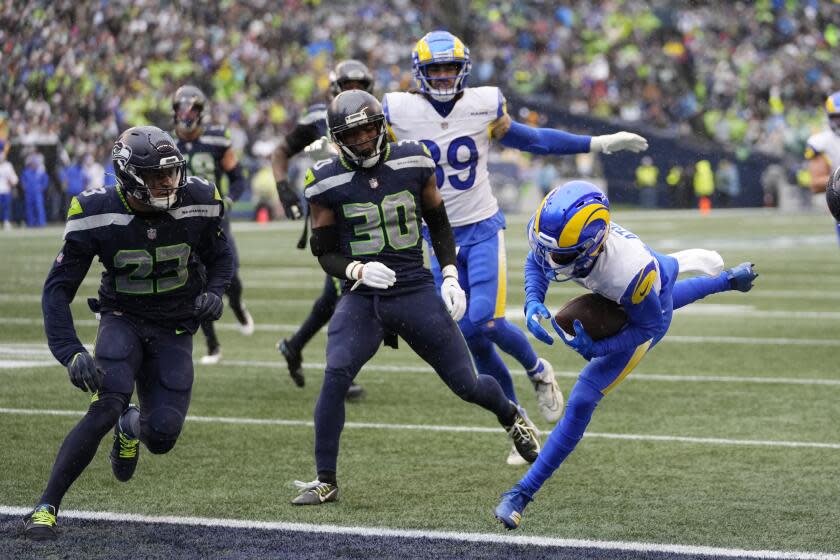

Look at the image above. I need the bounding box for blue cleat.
[494,484,533,530]
[725,262,757,292]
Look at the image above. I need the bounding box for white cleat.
[531,359,564,423]
[239,309,255,336]
[200,348,222,365]
[506,444,528,466]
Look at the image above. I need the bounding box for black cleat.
[291,479,339,505]
[345,382,365,401]
[23,504,57,541]
[503,404,541,463]
[279,339,305,387]
[110,405,140,482]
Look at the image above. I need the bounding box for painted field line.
[0,506,836,559]
[1,407,838,450]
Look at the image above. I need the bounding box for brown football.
[554,293,627,341]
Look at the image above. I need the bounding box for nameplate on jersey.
[384,156,435,171]
[168,204,221,220]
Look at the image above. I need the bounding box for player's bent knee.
[467,296,496,329]
[141,406,185,454]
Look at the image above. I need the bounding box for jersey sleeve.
[591,259,664,357]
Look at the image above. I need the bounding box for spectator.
[21,153,48,227]
[715,158,741,208]
[60,157,87,216]
[693,159,715,212]
[635,156,659,208]
[0,149,18,230]
[82,153,105,192]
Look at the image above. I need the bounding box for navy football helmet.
[528,181,611,281]
[326,90,388,168]
[112,126,187,210]
[329,60,375,98]
[172,85,207,134]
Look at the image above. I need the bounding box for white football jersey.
[383,87,505,227]
[574,223,661,303]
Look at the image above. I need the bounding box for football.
[554,293,628,341]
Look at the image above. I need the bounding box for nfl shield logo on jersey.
[369,178,379,189]
[147,228,157,240]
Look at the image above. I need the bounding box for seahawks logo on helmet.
[112,142,132,170]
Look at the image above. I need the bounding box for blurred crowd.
[2,0,839,223]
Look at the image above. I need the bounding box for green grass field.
[1,208,839,556]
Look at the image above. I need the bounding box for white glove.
[347,261,396,290]
[440,265,466,321]
[590,131,648,155]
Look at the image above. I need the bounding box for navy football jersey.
[176,125,231,189]
[304,140,436,295]
[46,178,231,348]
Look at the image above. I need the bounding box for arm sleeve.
[42,241,94,366]
[499,120,592,155]
[524,251,550,308]
[197,209,234,298]
[225,163,247,202]
[590,263,664,357]
[422,201,456,269]
[284,124,321,158]
[310,224,355,279]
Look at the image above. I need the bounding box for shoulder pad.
[303,157,355,200]
[299,103,328,127]
[66,187,122,220]
[198,126,232,147]
[181,176,223,205]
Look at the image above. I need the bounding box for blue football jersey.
[60,178,229,328]
[176,124,231,188]
[304,141,436,295]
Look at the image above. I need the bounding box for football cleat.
[725,262,758,292]
[200,346,222,365]
[345,382,365,401]
[291,479,339,506]
[506,444,528,466]
[278,339,305,387]
[495,484,533,530]
[530,359,564,423]
[237,308,255,336]
[23,504,58,541]
[503,404,540,463]
[110,405,140,482]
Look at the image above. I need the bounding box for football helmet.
[828,165,840,222]
[528,181,610,281]
[326,90,387,168]
[112,126,187,210]
[172,85,207,134]
[412,30,471,102]
[328,60,375,98]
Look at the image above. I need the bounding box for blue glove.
[525,301,553,345]
[67,351,104,393]
[552,318,594,360]
[195,292,224,322]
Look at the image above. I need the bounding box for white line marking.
[0,506,836,559]
[1,407,837,450]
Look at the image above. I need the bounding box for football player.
[291,90,541,505]
[803,91,840,246]
[173,85,253,364]
[383,31,648,464]
[24,126,233,540]
[494,181,757,530]
[272,60,375,400]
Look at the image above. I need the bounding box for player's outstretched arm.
[42,241,94,367]
[421,174,466,321]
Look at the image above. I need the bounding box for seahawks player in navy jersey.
[24,126,233,540]
[173,85,253,364]
[290,90,540,505]
[272,60,373,399]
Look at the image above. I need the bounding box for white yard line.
[1,407,838,450]
[0,506,836,559]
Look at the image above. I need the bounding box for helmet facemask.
[329,113,387,169]
[416,61,470,102]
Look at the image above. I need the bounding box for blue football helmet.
[412,30,471,102]
[826,91,840,135]
[528,181,611,281]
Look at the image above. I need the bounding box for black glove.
[276,179,303,220]
[67,351,104,393]
[195,292,224,322]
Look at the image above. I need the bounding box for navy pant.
[39,313,194,509]
[313,285,512,476]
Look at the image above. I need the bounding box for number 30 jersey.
[304,141,436,296]
[382,87,506,227]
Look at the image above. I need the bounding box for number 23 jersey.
[383,87,505,227]
[304,141,436,295]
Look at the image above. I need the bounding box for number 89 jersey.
[383,87,505,227]
[304,141,436,295]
